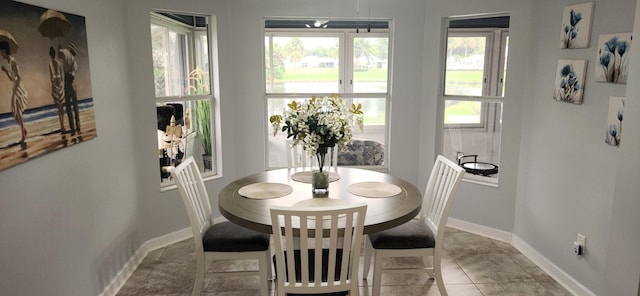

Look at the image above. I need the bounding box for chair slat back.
[422,155,465,239]
[286,140,338,172]
[270,203,367,294]
[326,145,339,172]
[287,140,314,171]
[171,157,213,245]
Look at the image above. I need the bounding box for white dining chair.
[362,155,465,296]
[171,157,272,296]
[270,203,367,295]
[286,139,339,172]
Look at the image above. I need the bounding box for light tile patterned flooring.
[116,227,572,295]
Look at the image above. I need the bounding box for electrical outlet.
[573,241,582,255]
[577,233,586,254]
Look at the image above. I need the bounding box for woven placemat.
[238,182,293,199]
[290,171,340,183]
[348,181,402,198]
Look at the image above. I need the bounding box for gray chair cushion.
[368,220,435,249]
[202,221,270,252]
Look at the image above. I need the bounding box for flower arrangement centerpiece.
[270,94,363,192]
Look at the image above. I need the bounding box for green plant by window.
[192,99,211,156]
[188,67,212,156]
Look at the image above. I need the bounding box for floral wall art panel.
[553,59,587,105]
[560,2,594,49]
[0,0,96,172]
[595,33,632,84]
[605,96,624,147]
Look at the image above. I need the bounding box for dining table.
[218,167,423,234]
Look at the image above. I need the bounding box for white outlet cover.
[577,233,586,247]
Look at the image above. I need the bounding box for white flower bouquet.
[270,94,364,171]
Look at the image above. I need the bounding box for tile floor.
[116,227,572,295]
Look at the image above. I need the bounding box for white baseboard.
[511,235,596,296]
[447,218,512,242]
[447,218,596,296]
[103,217,594,296]
[100,217,230,296]
[142,227,193,253]
[99,227,192,296]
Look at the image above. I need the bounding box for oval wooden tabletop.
[218,168,422,234]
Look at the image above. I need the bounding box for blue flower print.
[570,9,582,27]
[599,35,632,83]
[561,9,584,48]
[555,63,582,103]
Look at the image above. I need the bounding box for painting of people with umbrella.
[39,9,71,135]
[38,9,71,43]
[0,29,28,149]
[0,0,97,172]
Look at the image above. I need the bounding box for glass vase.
[312,170,329,195]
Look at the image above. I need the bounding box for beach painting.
[0,0,96,172]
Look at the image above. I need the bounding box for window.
[264,19,391,169]
[441,15,509,184]
[151,12,216,186]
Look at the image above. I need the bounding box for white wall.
[423,0,640,294]
[603,0,640,294]
[1,0,638,295]
[514,0,637,294]
[0,0,138,294]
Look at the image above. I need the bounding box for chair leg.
[192,252,205,296]
[434,256,447,296]
[363,237,371,279]
[259,251,270,296]
[423,255,435,278]
[371,252,383,296]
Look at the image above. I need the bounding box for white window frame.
[151,12,218,188]
[441,18,509,186]
[444,28,508,130]
[264,21,392,170]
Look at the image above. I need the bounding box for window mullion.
[266,34,274,93]
[498,31,509,96]
[342,33,350,93]
[482,33,493,97]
